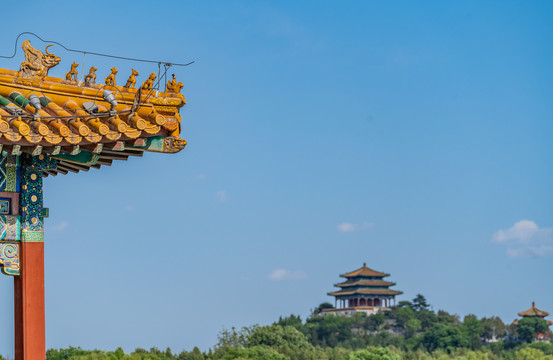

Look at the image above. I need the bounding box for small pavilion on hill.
[516,302,553,326]
[322,263,402,316]
[515,302,553,341]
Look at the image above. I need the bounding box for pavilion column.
[14,242,45,360]
[12,155,54,360]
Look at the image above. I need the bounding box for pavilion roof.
[518,302,550,318]
[0,40,187,176]
[328,289,403,297]
[335,280,396,288]
[340,263,389,278]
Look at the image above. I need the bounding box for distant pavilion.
[322,263,402,316]
[515,302,553,341]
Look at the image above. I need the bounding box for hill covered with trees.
[38,295,553,360]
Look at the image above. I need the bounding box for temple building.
[515,302,553,341]
[322,263,402,316]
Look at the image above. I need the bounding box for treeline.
[42,295,553,359]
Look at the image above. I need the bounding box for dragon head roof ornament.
[18,40,61,79]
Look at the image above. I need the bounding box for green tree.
[220,346,289,360]
[276,315,303,330]
[396,301,414,310]
[405,318,422,338]
[481,316,506,341]
[216,326,257,350]
[517,317,549,343]
[391,306,415,329]
[437,310,460,326]
[113,348,126,360]
[367,312,385,331]
[47,347,94,360]
[303,314,355,347]
[513,347,553,360]
[313,303,334,315]
[246,324,315,360]
[177,347,205,360]
[412,295,429,312]
[422,323,469,352]
[346,347,401,360]
[415,310,438,331]
[530,342,553,356]
[461,315,484,350]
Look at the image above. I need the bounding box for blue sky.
[0,0,552,357]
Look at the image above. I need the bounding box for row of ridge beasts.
[19,40,184,93]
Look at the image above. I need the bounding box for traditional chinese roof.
[328,262,402,301]
[340,263,389,278]
[518,302,551,318]
[328,289,403,297]
[335,280,396,288]
[0,40,187,176]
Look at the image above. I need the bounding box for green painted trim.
[8,92,29,108]
[53,151,98,166]
[0,95,11,107]
[128,136,164,152]
[1,267,19,276]
[39,96,52,107]
[21,230,43,242]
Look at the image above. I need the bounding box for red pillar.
[14,242,45,360]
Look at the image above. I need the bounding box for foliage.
[215,326,257,350]
[461,315,485,350]
[276,315,303,331]
[437,311,460,326]
[513,347,553,360]
[412,295,430,312]
[347,347,401,360]
[422,323,469,352]
[44,293,553,360]
[481,317,505,341]
[219,346,289,360]
[516,317,549,343]
[246,324,315,360]
[313,303,335,315]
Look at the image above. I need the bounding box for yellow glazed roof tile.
[0,40,188,176]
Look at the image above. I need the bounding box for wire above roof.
[0,32,195,67]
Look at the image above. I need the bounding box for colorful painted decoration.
[0,243,19,275]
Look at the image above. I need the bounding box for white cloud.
[124,204,134,211]
[195,173,206,180]
[268,269,308,281]
[492,220,553,258]
[337,221,375,233]
[215,190,229,203]
[52,221,69,232]
[337,222,355,232]
[492,220,540,243]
